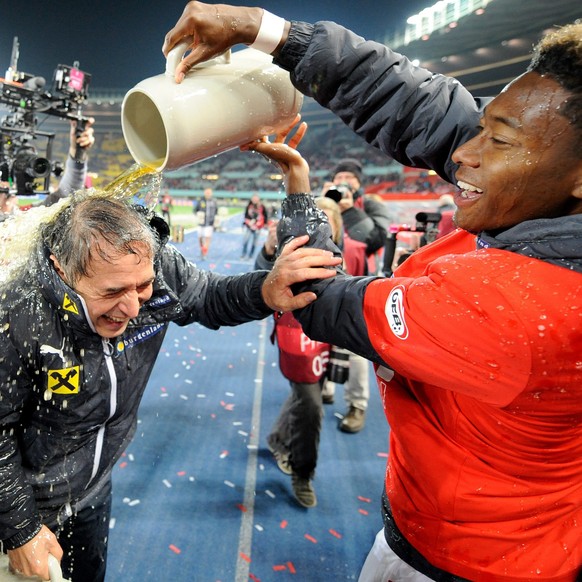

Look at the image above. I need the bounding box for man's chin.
[96,319,129,339]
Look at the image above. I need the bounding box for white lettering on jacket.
[385,286,408,340]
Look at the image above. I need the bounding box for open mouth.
[456,180,483,202]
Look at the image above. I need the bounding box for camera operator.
[41,117,95,206]
[0,117,95,212]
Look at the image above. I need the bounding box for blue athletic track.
[106,212,390,582]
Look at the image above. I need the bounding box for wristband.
[249,9,286,54]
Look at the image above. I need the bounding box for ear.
[50,254,67,283]
[573,171,582,201]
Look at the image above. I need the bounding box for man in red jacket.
[164,7,581,581]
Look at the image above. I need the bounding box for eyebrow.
[103,277,155,295]
[482,105,521,130]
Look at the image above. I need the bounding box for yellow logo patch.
[62,293,79,315]
[48,366,80,394]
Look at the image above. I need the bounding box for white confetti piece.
[163,479,172,488]
[224,480,235,488]
[265,490,276,499]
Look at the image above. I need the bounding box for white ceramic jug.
[121,44,303,171]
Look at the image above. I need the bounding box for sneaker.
[291,474,317,508]
[322,393,334,405]
[268,444,292,475]
[339,406,366,433]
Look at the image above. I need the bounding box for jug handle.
[165,41,232,77]
[48,554,65,582]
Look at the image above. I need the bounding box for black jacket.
[0,240,271,549]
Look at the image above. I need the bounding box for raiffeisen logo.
[385,286,408,340]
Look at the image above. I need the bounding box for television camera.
[0,37,91,196]
[382,211,443,276]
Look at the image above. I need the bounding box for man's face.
[55,241,155,338]
[333,171,360,193]
[452,72,582,233]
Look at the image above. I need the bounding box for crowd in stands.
[44,112,453,198]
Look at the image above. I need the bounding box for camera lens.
[324,188,343,203]
[31,157,51,178]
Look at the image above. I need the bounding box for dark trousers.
[52,479,112,582]
[268,380,323,479]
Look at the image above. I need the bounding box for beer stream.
[0,164,162,286]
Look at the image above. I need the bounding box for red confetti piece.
[219,450,229,458]
[304,534,317,544]
[357,496,371,503]
[280,520,288,529]
[237,504,247,513]
[272,565,287,572]
[377,452,388,458]
[169,544,181,554]
[119,462,127,469]
[239,553,251,563]
[249,574,260,582]
[287,562,296,574]
[329,529,342,539]
[358,509,369,516]
[177,471,186,476]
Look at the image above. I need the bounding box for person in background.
[241,192,267,259]
[193,186,218,259]
[160,190,173,225]
[436,193,457,238]
[0,133,340,582]
[321,158,391,432]
[166,6,582,580]
[323,158,392,260]
[256,196,356,508]
[0,191,18,222]
[42,117,96,206]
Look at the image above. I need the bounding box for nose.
[452,134,481,168]
[118,290,141,319]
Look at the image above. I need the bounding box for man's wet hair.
[528,21,582,149]
[42,195,160,286]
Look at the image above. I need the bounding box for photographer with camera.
[321,158,393,433]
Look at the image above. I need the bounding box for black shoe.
[339,406,366,433]
[291,474,317,508]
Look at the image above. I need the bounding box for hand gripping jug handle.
[164,41,231,76]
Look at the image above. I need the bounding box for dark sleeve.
[274,21,482,183]
[276,194,381,362]
[0,313,44,548]
[160,246,273,328]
